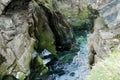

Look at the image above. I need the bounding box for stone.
[0,17,15,30]
[99,30,115,39]
[0,0,74,79]
[0,12,35,79]
[84,0,120,29]
[87,17,120,65]
[0,3,4,14]
[16,72,26,80]
[0,0,11,15]
[99,0,120,29]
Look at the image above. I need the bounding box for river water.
[48,30,90,80]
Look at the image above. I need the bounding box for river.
[48,30,90,80]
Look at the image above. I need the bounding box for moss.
[35,19,57,56]
[114,34,120,39]
[87,50,120,80]
[33,1,57,56]
[60,2,90,27]
[17,72,26,80]
[30,56,48,79]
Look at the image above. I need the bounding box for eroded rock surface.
[88,18,120,66]
[86,0,120,29]
[0,0,73,79]
[0,11,35,79]
[87,0,120,67]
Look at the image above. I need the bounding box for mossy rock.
[33,1,57,56]
[29,56,48,79]
[2,75,17,80]
[35,18,57,56]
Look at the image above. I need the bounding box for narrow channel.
[48,30,90,80]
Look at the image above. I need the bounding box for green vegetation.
[60,3,97,28]
[35,18,57,56]
[33,0,57,56]
[30,56,48,79]
[115,34,120,39]
[87,50,120,80]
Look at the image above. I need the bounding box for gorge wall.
[88,0,120,65]
[0,0,120,80]
[87,0,120,79]
[0,0,73,80]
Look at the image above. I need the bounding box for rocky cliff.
[87,0,120,79]
[0,0,73,79]
[88,0,120,65]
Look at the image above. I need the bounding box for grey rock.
[84,0,120,29]
[88,17,120,64]
[0,3,4,14]
[0,17,15,30]
[0,0,12,15]
[99,0,120,29]
[99,30,115,39]
[0,12,35,79]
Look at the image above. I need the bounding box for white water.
[55,33,90,80]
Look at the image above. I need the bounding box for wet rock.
[69,72,75,76]
[40,49,52,58]
[29,56,48,80]
[32,1,57,56]
[2,75,17,80]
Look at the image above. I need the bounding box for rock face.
[0,0,73,79]
[88,0,120,66]
[0,11,35,79]
[0,0,11,14]
[86,0,120,29]
[88,18,120,66]
[57,0,98,32]
[99,0,120,29]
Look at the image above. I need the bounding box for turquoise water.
[48,30,90,80]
